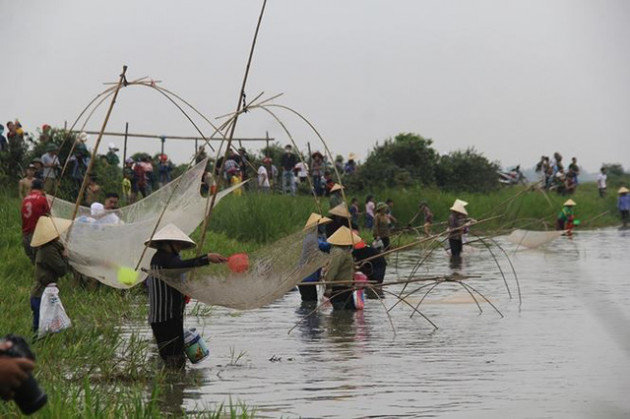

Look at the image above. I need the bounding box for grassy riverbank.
[0,180,623,416]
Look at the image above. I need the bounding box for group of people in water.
[296,195,474,311]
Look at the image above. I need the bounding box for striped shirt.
[147,251,209,324]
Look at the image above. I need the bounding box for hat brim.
[450,205,468,215]
[303,213,333,231]
[327,226,362,246]
[31,217,73,247]
[143,238,197,250]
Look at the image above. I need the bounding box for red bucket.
[228,253,249,273]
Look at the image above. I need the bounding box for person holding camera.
[0,341,35,401]
[0,336,47,414]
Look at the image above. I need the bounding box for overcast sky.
[2,0,629,172]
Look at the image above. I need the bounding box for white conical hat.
[618,186,629,194]
[563,199,576,206]
[449,199,468,215]
[330,183,344,193]
[31,216,73,247]
[144,223,196,250]
[327,225,362,246]
[454,198,468,207]
[303,213,332,231]
[329,203,351,218]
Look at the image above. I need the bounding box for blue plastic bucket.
[183,328,210,364]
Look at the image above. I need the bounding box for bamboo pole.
[66,65,128,240]
[122,122,129,166]
[196,0,268,255]
[67,129,270,142]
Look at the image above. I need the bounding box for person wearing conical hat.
[299,213,333,302]
[556,199,576,232]
[144,224,228,368]
[326,203,356,237]
[323,226,362,310]
[448,199,469,259]
[30,216,72,333]
[373,201,391,251]
[618,187,630,228]
[329,183,344,209]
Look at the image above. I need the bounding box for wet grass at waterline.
[0,192,257,417]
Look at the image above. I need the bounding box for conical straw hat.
[449,199,468,215]
[618,186,629,194]
[303,213,332,231]
[31,216,73,247]
[144,223,196,250]
[329,203,351,218]
[327,225,362,246]
[563,199,576,206]
[330,183,344,193]
[454,198,468,207]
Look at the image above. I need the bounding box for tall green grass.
[205,182,623,243]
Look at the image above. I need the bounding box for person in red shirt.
[21,179,50,263]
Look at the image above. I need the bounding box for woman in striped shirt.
[144,224,227,368]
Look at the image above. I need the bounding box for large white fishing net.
[149,229,331,310]
[48,159,242,288]
[505,229,564,249]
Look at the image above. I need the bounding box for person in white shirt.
[258,157,271,193]
[294,161,309,184]
[597,167,607,198]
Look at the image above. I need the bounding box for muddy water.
[143,229,630,418]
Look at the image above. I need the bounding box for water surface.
[139,228,630,418]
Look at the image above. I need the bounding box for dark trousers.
[449,238,463,257]
[30,297,41,332]
[330,287,356,310]
[22,233,35,264]
[151,317,185,368]
[299,270,320,302]
[381,236,391,251]
[298,285,318,302]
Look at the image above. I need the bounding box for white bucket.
[183,328,210,364]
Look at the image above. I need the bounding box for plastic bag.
[38,283,72,338]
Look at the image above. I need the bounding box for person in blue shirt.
[618,187,630,228]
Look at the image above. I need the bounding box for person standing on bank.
[280,144,298,196]
[144,224,227,368]
[21,179,50,264]
[30,216,71,333]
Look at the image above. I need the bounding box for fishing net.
[505,229,564,249]
[48,159,242,288]
[149,229,331,310]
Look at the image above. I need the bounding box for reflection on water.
[137,229,629,417]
